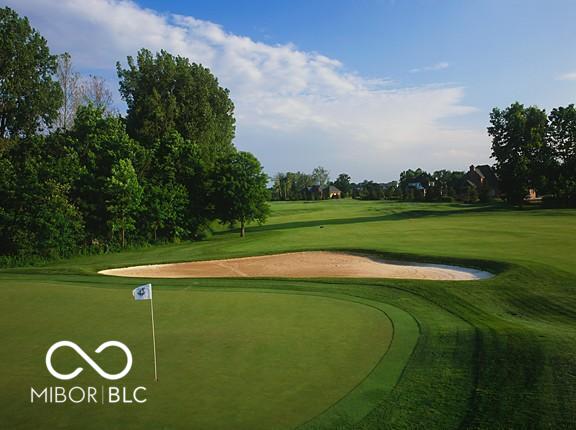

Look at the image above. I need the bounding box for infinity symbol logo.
[45,341,133,380]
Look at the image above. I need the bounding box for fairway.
[1,200,576,429]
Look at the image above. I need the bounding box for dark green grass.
[1,200,576,429]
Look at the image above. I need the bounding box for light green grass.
[1,199,576,429]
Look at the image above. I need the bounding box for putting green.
[0,281,418,430]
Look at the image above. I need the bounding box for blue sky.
[136,0,576,109]
[5,0,576,181]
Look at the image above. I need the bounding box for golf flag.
[133,284,152,300]
[132,283,158,381]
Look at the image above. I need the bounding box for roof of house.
[475,165,498,188]
[463,165,498,190]
[407,182,425,190]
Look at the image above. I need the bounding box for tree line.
[271,168,473,202]
[0,7,269,262]
[272,102,576,206]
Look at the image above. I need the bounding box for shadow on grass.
[222,204,511,235]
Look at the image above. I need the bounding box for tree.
[293,171,315,199]
[312,166,330,187]
[549,105,576,164]
[549,105,576,204]
[272,172,288,201]
[354,180,384,200]
[333,173,352,197]
[398,168,432,200]
[117,49,235,163]
[488,103,549,204]
[0,7,62,138]
[139,130,207,240]
[142,181,188,241]
[211,151,270,237]
[106,159,143,247]
[56,53,81,129]
[69,105,145,240]
[0,135,83,257]
[80,75,114,114]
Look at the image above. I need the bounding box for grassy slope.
[1,199,576,429]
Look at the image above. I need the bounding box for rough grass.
[1,199,576,429]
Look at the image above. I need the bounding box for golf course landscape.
[1,199,575,429]
[3,2,576,429]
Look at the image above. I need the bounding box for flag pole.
[150,285,158,382]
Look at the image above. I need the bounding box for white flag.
[133,284,152,300]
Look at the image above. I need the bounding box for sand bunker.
[98,251,492,281]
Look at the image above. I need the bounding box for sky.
[4,0,576,182]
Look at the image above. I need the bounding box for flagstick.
[150,287,158,382]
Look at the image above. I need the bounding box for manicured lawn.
[1,284,409,430]
[1,199,575,429]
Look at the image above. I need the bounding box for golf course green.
[1,199,575,429]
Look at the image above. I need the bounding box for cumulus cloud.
[5,0,489,180]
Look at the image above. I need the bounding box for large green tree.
[211,151,270,237]
[333,173,352,197]
[488,103,550,204]
[0,7,62,138]
[117,49,235,163]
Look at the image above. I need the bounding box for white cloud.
[5,0,489,181]
[557,71,576,81]
[410,62,450,73]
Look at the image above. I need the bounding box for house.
[526,189,538,201]
[463,165,498,197]
[304,185,342,200]
[406,175,434,197]
[324,185,342,199]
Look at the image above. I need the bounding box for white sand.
[98,251,492,281]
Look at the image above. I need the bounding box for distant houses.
[273,164,508,203]
[304,185,342,200]
[406,174,434,198]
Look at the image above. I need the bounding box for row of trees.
[0,7,269,260]
[352,170,475,202]
[271,166,330,200]
[271,168,474,202]
[397,169,478,202]
[489,102,576,205]
[273,103,576,206]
